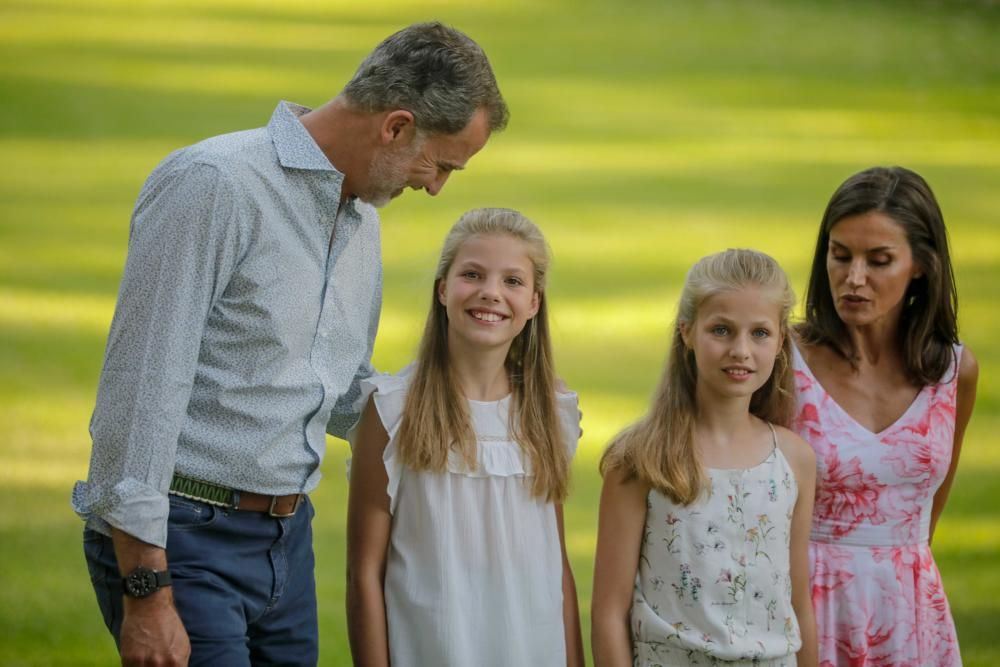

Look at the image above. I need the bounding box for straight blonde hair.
[396,208,570,502]
[601,249,796,505]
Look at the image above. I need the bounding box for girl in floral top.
[593,249,818,667]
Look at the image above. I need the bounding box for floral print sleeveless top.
[792,343,963,667]
[631,424,801,667]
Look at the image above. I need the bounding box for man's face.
[361,138,424,208]
[359,107,492,207]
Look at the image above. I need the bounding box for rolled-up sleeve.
[72,159,242,547]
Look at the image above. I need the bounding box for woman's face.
[826,211,922,329]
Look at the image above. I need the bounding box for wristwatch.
[121,566,172,598]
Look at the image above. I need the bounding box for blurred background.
[1,0,997,664]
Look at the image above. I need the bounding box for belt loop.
[231,490,241,509]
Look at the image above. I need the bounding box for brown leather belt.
[169,473,304,518]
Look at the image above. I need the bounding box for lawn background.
[1,0,998,665]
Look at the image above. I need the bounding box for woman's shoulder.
[790,331,838,371]
[956,343,979,403]
[958,344,978,383]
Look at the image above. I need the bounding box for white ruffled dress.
[350,365,581,667]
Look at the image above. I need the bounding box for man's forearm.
[111,527,169,574]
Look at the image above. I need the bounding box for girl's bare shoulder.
[772,424,816,475]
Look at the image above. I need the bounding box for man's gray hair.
[342,22,509,135]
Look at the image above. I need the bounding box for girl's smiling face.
[438,233,540,354]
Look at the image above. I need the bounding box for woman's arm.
[555,505,585,667]
[591,466,648,667]
[779,428,818,667]
[345,396,393,667]
[929,346,979,544]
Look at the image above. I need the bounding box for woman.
[792,166,977,666]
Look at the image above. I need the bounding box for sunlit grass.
[2,0,998,665]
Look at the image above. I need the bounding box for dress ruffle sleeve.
[348,370,582,511]
[346,365,412,514]
[556,390,582,460]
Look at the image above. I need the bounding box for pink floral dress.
[792,343,963,667]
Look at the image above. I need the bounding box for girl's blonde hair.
[396,208,569,502]
[601,248,796,505]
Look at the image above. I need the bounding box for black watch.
[121,566,172,598]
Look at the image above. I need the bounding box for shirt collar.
[268,101,343,175]
[269,101,366,218]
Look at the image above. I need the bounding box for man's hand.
[120,592,191,667]
[111,528,190,666]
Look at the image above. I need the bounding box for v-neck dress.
[791,343,963,667]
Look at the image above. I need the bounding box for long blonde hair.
[396,208,569,502]
[601,248,796,504]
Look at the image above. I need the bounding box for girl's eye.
[830,252,850,263]
[752,328,770,338]
[461,271,480,279]
[505,277,524,286]
[711,325,729,336]
[869,257,891,267]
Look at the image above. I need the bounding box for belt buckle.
[269,494,302,518]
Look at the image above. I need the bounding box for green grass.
[1,0,998,664]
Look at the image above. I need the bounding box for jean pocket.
[167,496,219,531]
[83,529,111,585]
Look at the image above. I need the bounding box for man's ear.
[380,110,416,146]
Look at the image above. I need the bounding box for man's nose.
[425,171,451,197]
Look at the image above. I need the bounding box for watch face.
[124,568,158,598]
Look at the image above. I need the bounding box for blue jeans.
[84,494,318,667]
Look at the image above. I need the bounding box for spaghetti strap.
[766,421,777,453]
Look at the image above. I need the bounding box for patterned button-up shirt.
[72,102,382,548]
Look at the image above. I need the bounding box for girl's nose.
[729,337,750,359]
[479,279,501,301]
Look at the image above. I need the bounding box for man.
[72,22,507,667]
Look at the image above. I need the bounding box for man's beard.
[360,138,424,208]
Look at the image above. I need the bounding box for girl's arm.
[555,505,585,667]
[591,466,648,667]
[929,346,979,544]
[346,396,393,667]
[779,428,818,667]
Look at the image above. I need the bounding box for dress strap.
[765,421,778,453]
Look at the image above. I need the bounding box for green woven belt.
[169,473,236,507]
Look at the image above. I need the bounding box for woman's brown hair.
[797,166,959,385]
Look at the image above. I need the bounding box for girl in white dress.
[592,249,818,667]
[346,208,585,667]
